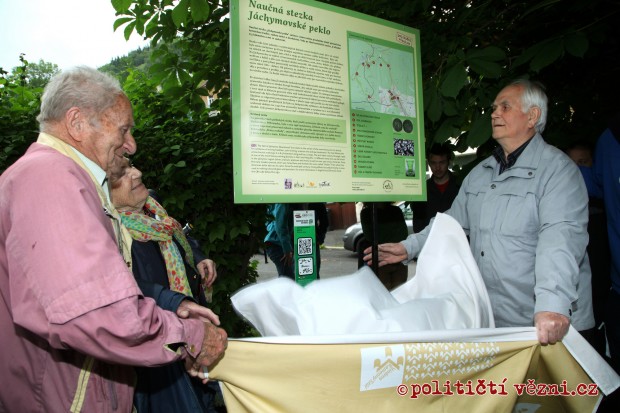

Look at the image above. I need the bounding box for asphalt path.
[253,229,416,283]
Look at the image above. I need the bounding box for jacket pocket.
[464,186,486,232]
[499,188,539,237]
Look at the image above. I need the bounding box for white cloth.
[232,213,494,336]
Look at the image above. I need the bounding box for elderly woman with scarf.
[110,158,220,413]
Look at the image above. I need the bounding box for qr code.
[298,257,314,275]
[297,237,313,256]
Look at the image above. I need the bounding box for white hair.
[508,79,548,133]
[37,66,123,131]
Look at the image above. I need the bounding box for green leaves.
[208,222,226,242]
[433,46,506,99]
[190,0,211,22]
[434,117,461,143]
[465,46,505,78]
[529,39,564,72]
[163,161,186,174]
[424,85,442,123]
[513,32,590,73]
[565,32,589,58]
[171,0,189,27]
[124,21,137,41]
[172,0,211,27]
[467,112,492,148]
[0,59,44,171]
[113,17,133,31]
[440,64,467,98]
[111,0,133,13]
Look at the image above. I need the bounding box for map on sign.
[349,36,416,117]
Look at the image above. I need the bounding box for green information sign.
[231,0,426,203]
[293,209,317,286]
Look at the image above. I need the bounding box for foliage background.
[2,0,619,336]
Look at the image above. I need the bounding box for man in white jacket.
[365,79,594,345]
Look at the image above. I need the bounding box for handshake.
[176,299,228,381]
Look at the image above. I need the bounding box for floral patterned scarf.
[120,196,197,297]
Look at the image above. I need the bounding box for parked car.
[342,202,414,253]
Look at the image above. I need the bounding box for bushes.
[0,60,42,170]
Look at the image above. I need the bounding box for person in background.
[579,112,620,373]
[365,79,594,344]
[566,142,595,167]
[565,141,611,356]
[264,203,294,279]
[411,142,460,233]
[360,202,409,290]
[111,159,221,413]
[0,66,227,411]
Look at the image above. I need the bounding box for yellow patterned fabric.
[209,330,612,413]
[120,196,196,296]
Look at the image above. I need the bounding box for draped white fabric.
[232,213,494,336]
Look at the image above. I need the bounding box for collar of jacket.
[481,133,543,181]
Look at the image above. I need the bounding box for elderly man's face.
[491,84,536,144]
[86,95,136,179]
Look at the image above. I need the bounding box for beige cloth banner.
[219,214,618,411]
[210,331,604,413]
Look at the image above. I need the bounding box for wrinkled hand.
[363,243,408,267]
[176,299,220,325]
[534,311,570,345]
[196,259,217,288]
[187,322,228,383]
[195,323,227,367]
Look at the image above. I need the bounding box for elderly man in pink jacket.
[0,66,227,412]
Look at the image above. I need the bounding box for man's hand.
[177,299,220,325]
[194,322,228,367]
[363,243,408,267]
[187,322,228,382]
[534,311,570,345]
[196,259,217,287]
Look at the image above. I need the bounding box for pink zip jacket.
[0,142,205,412]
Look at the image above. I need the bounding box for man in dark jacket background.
[411,143,460,233]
